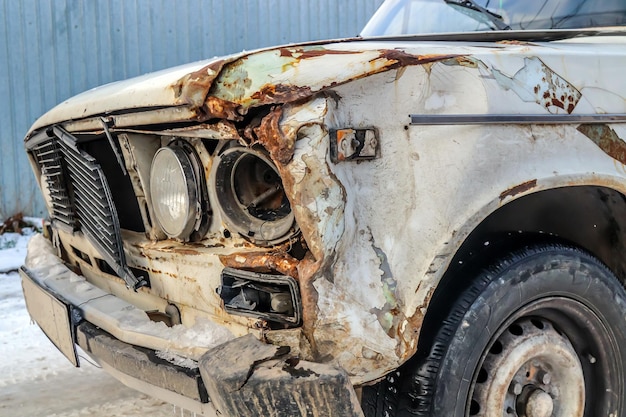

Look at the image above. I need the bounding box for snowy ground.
[0,228,188,417]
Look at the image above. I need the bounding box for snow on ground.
[0,231,193,417]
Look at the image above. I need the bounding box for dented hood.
[26,30,626,138]
[27,39,462,137]
[26,55,239,136]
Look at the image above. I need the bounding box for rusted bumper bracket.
[199,334,365,417]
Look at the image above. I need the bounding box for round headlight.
[150,146,199,239]
[213,146,296,245]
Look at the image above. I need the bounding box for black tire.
[361,370,400,417]
[405,244,626,417]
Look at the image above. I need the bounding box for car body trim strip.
[409,114,626,125]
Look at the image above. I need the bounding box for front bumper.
[20,234,364,417]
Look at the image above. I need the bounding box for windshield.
[361,0,626,36]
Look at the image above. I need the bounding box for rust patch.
[500,179,538,202]
[296,255,322,358]
[183,49,462,119]
[442,56,480,69]
[219,252,300,279]
[253,106,295,164]
[496,40,532,45]
[380,50,463,70]
[578,124,626,165]
[173,59,228,107]
[399,301,427,361]
[250,84,314,106]
[203,96,243,121]
[279,46,359,59]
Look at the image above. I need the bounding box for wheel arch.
[416,182,626,360]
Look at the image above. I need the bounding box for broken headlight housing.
[212,146,296,245]
[219,268,302,326]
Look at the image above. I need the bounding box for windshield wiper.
[444,0,511,30]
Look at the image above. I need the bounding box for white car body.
[21,3,626,415]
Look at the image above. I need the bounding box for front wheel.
[405,244,626,417]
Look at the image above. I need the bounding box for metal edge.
[409,113,626,125]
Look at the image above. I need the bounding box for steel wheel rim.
[470,318,584,417]
[466,296,623,417]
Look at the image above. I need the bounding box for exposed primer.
[492,57,581,114]
[578,124,626,165]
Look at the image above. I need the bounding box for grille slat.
[30,128,142,289]
[33,139,76,229]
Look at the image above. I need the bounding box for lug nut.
[511,382,523,395]
[538,371,551,385]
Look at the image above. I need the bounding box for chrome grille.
[32,139,75,230]
[31,127,143,289]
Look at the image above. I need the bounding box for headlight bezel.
[149,144,204,240]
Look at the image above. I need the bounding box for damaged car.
[20,0,626,416]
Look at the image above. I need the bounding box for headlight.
[150,145,201,239]
[213,146,296,245]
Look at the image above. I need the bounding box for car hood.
[27,38,470,136]
[27,28,626,137]
[27,52,243,135]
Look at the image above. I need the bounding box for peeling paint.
[370,243,398,335]
[173,59,228,108]
[578,124,626,165]
[443,55,481,69]
[492,57,581,114]
[177,47,461,120]
[28,45,462,135]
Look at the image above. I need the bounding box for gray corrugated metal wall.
[0,0,384,219]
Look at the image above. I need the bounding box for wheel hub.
[469,318,585,417]
[525,389,553,417]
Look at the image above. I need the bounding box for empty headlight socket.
[218,268,302,327]
[210,145,298,246]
